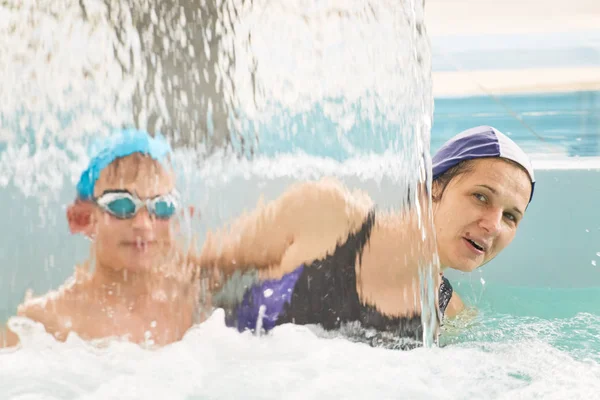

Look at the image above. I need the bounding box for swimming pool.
[2,0,600,397]
[3,90,598,315]
[2,159,600,399]
[2,90,600,392]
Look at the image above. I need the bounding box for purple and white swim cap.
[432,125,535,203]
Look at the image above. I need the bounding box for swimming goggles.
[94,190,179,220]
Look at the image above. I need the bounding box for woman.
[199,125,535,347]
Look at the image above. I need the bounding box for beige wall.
[426,0,600,97]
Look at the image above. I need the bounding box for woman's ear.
[66,200,95,238]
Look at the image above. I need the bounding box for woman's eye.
[504,212,516,222]
[474,193,487,203]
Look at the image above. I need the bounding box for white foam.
[2,312,600,399]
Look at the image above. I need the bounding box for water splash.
[3,311,600,399]
[0,0,437,349]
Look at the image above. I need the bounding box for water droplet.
[150,320,157,328]
[263,288,274,298]
[592,260,597,266]
[480,278,486,285]
[596,252,600,257]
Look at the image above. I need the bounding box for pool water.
[432,90,600,156]
[1,88,600,398]
[1,309,600,399]
[1,89,600,398]
[2,1,600,398]
[442,283,600,360]
[2,145,600,399]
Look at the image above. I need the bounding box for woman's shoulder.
[279,178,374,229]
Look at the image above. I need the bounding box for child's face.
[91,154,177,273]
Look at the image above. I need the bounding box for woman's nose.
[479,208,502,235]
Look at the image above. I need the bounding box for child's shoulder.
[16,276,85,340]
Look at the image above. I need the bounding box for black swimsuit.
[213,211,453,349]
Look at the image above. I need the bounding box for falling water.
[0,0,436,348]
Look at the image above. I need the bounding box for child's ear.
[66,200,95,238]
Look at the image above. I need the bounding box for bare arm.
[198,179,372,276]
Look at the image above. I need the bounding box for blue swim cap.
[432,126,535,203]
[76,129,172,200]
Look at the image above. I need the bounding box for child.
[2,129,198,347]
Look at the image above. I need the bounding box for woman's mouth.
[463,237,486,254]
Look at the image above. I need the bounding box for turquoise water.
[221,90,600,160]
[432,90,600,156]
[442,282,600,362]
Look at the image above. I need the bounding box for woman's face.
[433,158,532,272]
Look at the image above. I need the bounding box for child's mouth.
[122,238,156,251]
